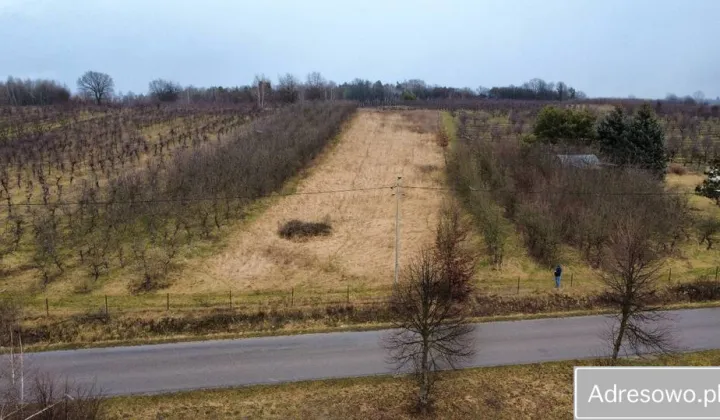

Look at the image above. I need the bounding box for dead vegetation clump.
[668,162,688,175]
[278,219,333,240]
[436,129,450,147]
[1,372,104,420]
[672,279,720,301]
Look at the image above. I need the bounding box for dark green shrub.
[597,104,666,177]
[533,105,596,144]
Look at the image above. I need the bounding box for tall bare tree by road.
[384,248,475,414]
[601,197,679,363]
[77,71,114,105]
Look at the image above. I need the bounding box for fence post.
[347,285,350,304]
[517,277,520,294]
[715,267,718,282]
[229,290,233,310]
[105,295,108,316]
[291,288,294,307]
[570,273,574,288]
[668,269,672,285]
[45,298,49,317]
[166,293,170,311]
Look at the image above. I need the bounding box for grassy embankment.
[105,350,720,420]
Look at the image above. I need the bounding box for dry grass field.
[164,109,447,295]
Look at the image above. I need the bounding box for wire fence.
[24,287,390,318]
[20,266,718,319]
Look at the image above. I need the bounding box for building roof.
[556,154,600,168]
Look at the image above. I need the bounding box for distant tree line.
[665,91,708,106]
[0,77,71,105]
[487,78,586,101]
[3,70,715,109]
[2,71,587,106]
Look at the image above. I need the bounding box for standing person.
[554,264,562,288]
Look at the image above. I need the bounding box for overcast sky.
[1,0,718,99]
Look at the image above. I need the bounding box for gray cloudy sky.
[1,0,718,99]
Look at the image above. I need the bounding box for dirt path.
[172,109,447,293]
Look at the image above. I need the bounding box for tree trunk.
[419,337,430,413]
[611,310,629,362]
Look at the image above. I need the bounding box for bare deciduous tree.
[148,79,182,102]
[384,249,475,414]
[325,80,338,101]
[277,73,300,103]
[697,216,720,250]
[253,74,270,109]
[701,133,714,163]
[434,201,476,303]
[602,210,675,362]
[0,295,21,348]
[305,71,326,101]
[76,71,114,105]
[28,374,104,420]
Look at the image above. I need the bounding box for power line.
[403,185,699,196]
[0,185,396,207]
[0,182,702,209]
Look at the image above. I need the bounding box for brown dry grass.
[170,109,446,294]
[105,350,720,420]
[668,162,689,176]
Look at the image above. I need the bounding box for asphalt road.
[8,308,720,396]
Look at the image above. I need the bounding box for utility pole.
[19,333,24,406]
[394,176,402,287]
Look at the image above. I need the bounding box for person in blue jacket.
[554,264,562,288]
